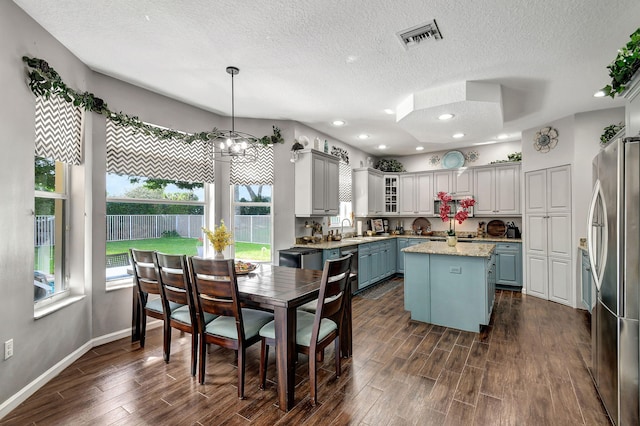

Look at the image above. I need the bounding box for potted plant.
[437,192,476,246]
[374,158,406,172]
[601,27,640,98]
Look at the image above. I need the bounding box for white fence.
[36,214,271,245]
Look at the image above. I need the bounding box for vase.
[214,250,224,260]
[447,235,457,247]
[196,246,204,257]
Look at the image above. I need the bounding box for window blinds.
[35,96,83,165]
[230,145,274,185]
[106,119,215,183]
[339,161,352,202]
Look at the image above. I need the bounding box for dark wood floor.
[2,281,610,425]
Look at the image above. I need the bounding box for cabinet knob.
[586,268,591,272]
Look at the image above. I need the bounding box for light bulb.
[233,143,241,152]
[219,141,225,150]
[226,138,233,147]
[240,141,247,149]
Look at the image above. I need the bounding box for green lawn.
[106,238,271,261]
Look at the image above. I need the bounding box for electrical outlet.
[4,339,13,360]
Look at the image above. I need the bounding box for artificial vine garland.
[22,56,284,146]
[600,122,625,145]
[601,28,640,98]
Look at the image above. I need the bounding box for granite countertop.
[292,234,521,250]
[402,241,496,258]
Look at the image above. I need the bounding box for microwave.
[433,198,474,218]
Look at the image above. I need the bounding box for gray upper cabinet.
[433,169,473,196]
[399,172,434,215]
[473,164,521,216]
[353,168,384,217]
[294,149,339,217]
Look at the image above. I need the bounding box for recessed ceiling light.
[593,90,606,98]
[384,109,394,115]
[497,134,508,140]
[332,120,346,126]
[416,146,424,151]
[438,113,454,120]
[358,134,369,140]
[378,144,387,149]
[452,133,465,139]
[474,140,497,146]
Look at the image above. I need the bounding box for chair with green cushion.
[155,252,216,376]
[188,256,274,399]
[258,254,353,406]
[129,249,184,351]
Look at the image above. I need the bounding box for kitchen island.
[402,241,496,332]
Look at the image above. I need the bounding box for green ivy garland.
[601,28,640,98]
[22,56,284,146]
[600,122,624,145]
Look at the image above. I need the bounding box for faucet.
[341,218,352,237]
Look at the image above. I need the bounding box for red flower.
[437,192,475,235]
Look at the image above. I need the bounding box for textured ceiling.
[13,0,639,155]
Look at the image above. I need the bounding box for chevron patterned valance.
[230,145,274,185]
[35,96,82,165]
[106,119,215,183]
[339,161,352,202]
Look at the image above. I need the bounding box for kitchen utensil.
[486,219,507,237]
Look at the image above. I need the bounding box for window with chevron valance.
[106,119,215,183]
[230,145,274,185]
[35,96,83,165]
[339,161,352,202]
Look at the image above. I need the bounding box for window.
[106,173,205,284]
[34,156,69,303]
[231,185,272,262]
[330,201,353,228]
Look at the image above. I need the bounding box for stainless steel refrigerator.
[588,136,639,425]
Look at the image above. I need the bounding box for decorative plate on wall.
[465,150,479,162]
[428,155,440,166]
[442,150,465,169]
[533,127,558,153]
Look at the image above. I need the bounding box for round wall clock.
[533,127,558,153]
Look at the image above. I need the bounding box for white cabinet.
[433,169,473,196]
[353,168,383,217]
[399,172,434,215]
[383,174,400,215]
[473,164,521,216]
[524,165,572,306]
[294,149,339,216]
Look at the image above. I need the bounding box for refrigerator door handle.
[587,179,607,291]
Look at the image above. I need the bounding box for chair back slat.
[155,252,192,307]
[312,254,353,343]
[189,257,244,335]
[130,249,160,295]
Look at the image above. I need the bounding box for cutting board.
[486,219,506,237]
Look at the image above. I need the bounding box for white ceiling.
[13,0,639,155]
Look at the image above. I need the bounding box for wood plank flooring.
[1,281,610,425]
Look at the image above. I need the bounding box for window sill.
[34,294,86,320]
[106,277,134,292]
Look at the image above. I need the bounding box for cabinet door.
[548,256,572,305]
[368,172,383,215]
[416,172,434,215]
[358,252,371,288]
[495,165,520,214]
[547,165,571,213]
[473,168,495,215]
[496,251,519,285]
[525,169,547,213]
[384,175,399,215]
[311,156,326,214]
[526,254,548,299]
[399,174,417,214]
[396,238,408,273]
[434,171,452,194]
[371,248,382,283]
[453,169,473,196]
[325,159,339,215]
[547,213,571,257]
[525,214,547,255]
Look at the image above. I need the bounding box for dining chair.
[258,254,353,406]
[129,249,184,351]
[155,252,216,376]
[188,256,274,399]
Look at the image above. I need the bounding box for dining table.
[130,263,353,412]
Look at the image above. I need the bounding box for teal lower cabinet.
[404,251,496,332]
[581,250,592,312]
[494,243,522,288]
[357,239,399,291]
[323,248,341,264]
[397,238,426,274]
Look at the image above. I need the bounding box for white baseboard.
[0,319,162,420]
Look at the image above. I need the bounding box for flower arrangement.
[202,220,233,253]
[437,192,476,236]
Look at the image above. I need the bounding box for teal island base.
[403,248,496,333]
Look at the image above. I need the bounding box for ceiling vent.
[397,19,443,50]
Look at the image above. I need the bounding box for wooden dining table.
[130,263,353,412]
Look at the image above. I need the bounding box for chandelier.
[214,66,259,162]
